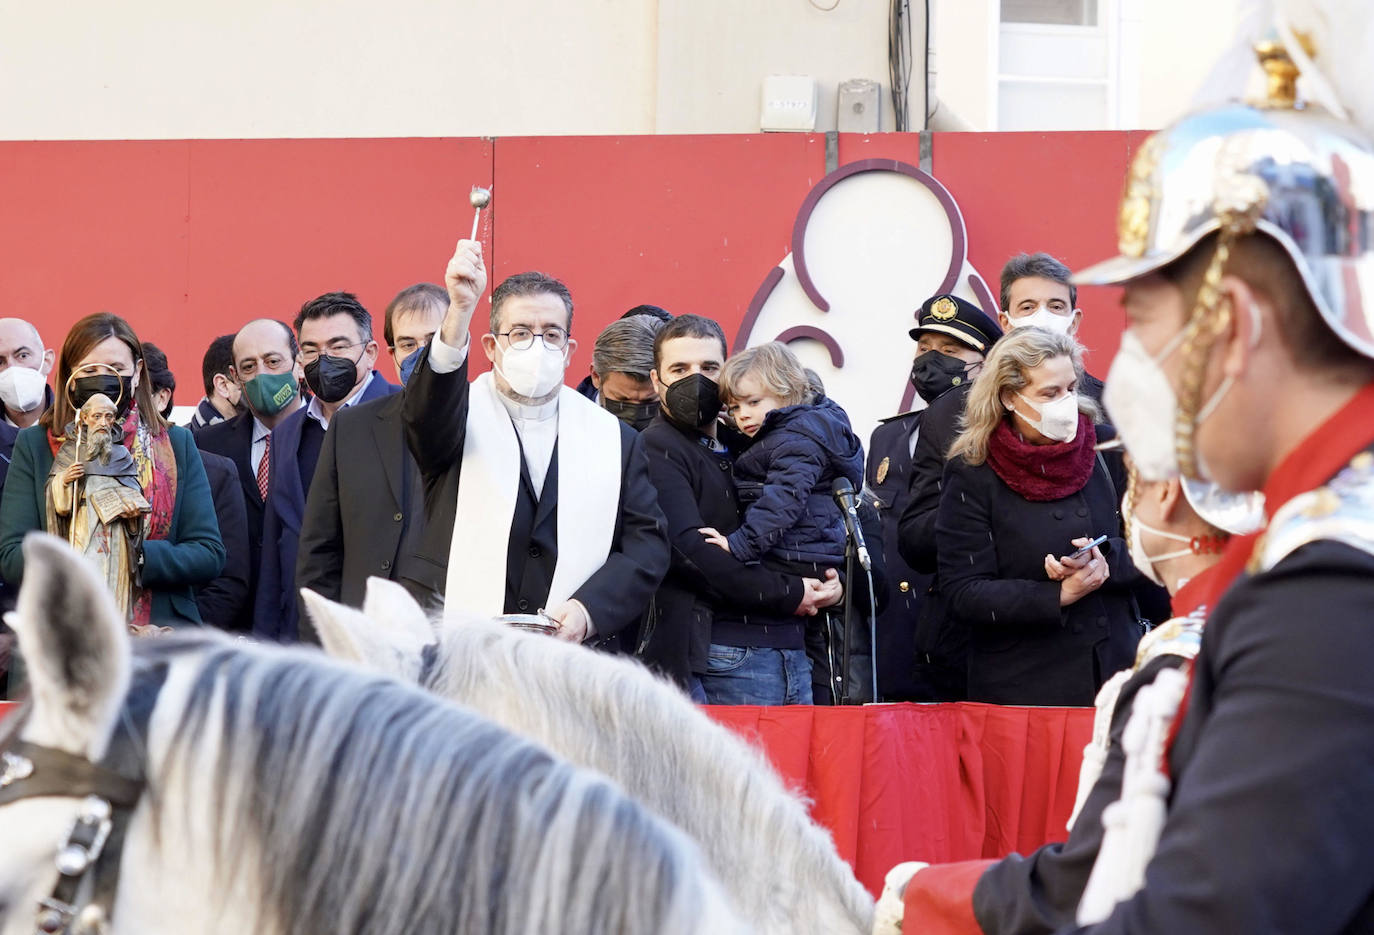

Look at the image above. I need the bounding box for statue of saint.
[47,393,151,622]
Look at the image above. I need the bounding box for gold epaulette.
[1249,452,1374,574]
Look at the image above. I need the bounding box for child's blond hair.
[718,342,813,407]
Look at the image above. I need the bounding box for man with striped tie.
[196,319,304,632]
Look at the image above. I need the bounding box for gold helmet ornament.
[1077,5,1374,479]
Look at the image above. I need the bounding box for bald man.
[0,317,53,693]
[0,318,54,489]
[196,318,305,631]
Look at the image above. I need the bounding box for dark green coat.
[0,423,225,625]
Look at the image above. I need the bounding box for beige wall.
[0,0,1253,140]
[654,0,898,133]
[0,0,896,139]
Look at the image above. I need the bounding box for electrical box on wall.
[837,79,881,133]
[760,75,818,131]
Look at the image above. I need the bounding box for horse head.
[0,532,134,935]
[301,578,435,684]
[306,577,876,935]
[2,546,743,935]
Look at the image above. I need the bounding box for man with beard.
[869,294,1000,700]
[47,393,149,620]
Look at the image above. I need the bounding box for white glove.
[872,861,929,935]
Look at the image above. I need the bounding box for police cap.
[908,294,1003,353]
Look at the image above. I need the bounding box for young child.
[700,342,864,569]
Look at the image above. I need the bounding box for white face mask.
[1009,305,1075,335]
[1013,390,1079,442]
[1127,507,1194,588]
[494,341,567,399]
[1103,318,1248,483]
[0,365,48,413]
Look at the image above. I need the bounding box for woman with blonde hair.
[937,327,1140,706]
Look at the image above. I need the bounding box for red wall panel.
[0,132,1140,404]
[185,137,493,386]
[0,141,191,363]
[932,130,1151,372]
[492,133,831,379]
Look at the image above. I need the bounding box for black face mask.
[662,373,721,429]
[70,374,134,420]
[910,350,973,403]
[602,397,659,432]
[304,354,361,404]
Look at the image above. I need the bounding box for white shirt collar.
[496,390,559,423]
[252,416,271,444]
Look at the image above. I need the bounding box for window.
[1001,0,1098,26]
[995,0,1128,131]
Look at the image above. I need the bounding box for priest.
[400,238,669,646]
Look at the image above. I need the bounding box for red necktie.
[257,435,271,501]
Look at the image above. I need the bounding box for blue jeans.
[698,644,813,706]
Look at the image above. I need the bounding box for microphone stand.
[839,542,855,705]
[835,483,881,704]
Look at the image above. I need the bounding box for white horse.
[0,534,743,935]
[304,579,877,935]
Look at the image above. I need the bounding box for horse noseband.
[0,740,146,935]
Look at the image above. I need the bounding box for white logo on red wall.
[735,159,995,443]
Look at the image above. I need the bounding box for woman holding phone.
[936,327,1142,706]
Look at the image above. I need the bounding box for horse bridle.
[0,668,162,935]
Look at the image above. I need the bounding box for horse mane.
[133,632,733,935]
[425,617,875,935]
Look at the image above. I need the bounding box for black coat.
[195,450,251,630]
[639,415,808,683]
[896,383,968,574]
[195,411,267,632]
[726,397,864,566]
[1061,464,1374,931]
[898,372,1105,575]
[936,444,1141,706]
[295,392,427,642]
[402,346,669,642]
[866,410,932,700]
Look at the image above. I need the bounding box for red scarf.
[984,413,1098,501]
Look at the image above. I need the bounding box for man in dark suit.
[0,317,53,694]
[193,447,250,629]
[195,318,305,632]
[254,292,399,642]
[0,318,54,491]
[294,283,447,641]
[402,239,668,647]
[871,294,1000,700]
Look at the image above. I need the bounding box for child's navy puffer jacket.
[726,395,865,566]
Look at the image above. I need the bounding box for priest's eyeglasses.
[496,327,569,350]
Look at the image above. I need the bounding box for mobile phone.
[1067,534,1108,560]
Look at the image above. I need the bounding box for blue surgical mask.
[398,349,422,386]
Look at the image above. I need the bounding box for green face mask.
[243,370,298,416]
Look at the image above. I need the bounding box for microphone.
[831,478,872,572]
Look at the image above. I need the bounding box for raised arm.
[402,238,486,482]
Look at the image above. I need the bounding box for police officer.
[867,293,1001,700]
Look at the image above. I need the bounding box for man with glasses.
[294,284,446,633]
[401,242,669,648]
[253,292,399,641]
